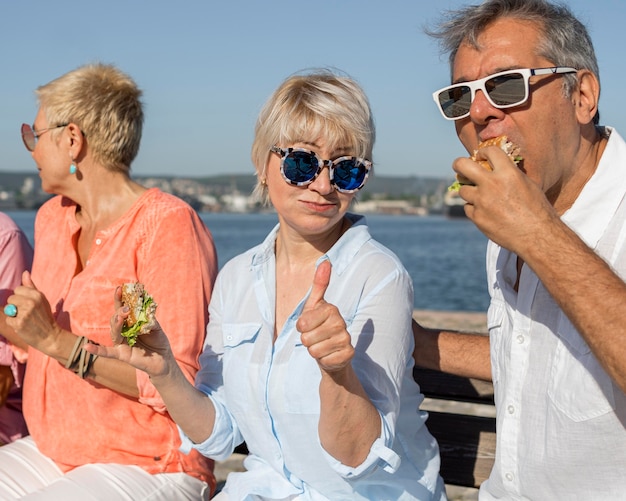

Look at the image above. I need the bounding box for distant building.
[353,199,427,216]
[222,191,256,213]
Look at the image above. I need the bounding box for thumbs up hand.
[296,260,355,373]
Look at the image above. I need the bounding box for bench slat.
[426,410,496,488]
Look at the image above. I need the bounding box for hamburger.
[120,282,158,346]
[448,135,522,191]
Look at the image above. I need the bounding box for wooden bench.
[413,367,496,490]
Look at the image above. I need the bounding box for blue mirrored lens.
[333,159,367,191]
[283,151,319,183]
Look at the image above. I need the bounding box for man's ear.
[573,69,600,125]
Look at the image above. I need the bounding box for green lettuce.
[121,294,156,347]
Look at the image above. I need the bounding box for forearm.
[412,319,492,381]
[522,221,626,393]
[318,365,381,467]
[149,359,216,444]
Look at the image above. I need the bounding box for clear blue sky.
[1,1,624,180]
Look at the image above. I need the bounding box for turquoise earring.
[69,164,77,175]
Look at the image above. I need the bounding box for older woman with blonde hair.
[0,63,218,500]
[89,69,446,500]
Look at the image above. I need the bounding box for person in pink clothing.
[0,63,218,500]
[0,211,33,445]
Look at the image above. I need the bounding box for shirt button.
[505,472,514,482]
[507,405,515,414]
[516,335,525,344]
[95,238,102,245]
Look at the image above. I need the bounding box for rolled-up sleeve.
[321,411,401,478]
[179,392,241,461]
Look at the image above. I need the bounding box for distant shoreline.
[1,171,454,213]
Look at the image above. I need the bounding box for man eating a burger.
[414,0,626,499]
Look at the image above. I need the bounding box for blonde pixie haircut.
[35,63,144,173]
[251,69,375,204]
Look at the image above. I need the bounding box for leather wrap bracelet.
[64,335,99,379]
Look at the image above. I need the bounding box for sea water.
[6,211,489,312]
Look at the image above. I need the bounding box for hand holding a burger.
[85,283,176,379]
[449,135,522,192]
[452,135,560,255]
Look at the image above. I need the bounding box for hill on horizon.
[0,171,451,198]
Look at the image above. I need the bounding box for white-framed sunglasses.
[433,66,578,120]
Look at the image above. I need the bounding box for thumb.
[21,270,37,289]
[303,260,331,311]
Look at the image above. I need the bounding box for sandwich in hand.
[448,135,522,191]
[120,282,158,346]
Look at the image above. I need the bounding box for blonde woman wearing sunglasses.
[87,69,446,500]
[0,63,218,500]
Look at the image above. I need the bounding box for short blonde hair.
[35,63,144,172]
[251,69,375,203]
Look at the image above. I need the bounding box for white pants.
[212,491,306,501]
[0,437,209,500]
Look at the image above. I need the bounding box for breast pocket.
[548,312,615,421]
[222,323,261,413]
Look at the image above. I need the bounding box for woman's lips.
[301,200,336,212]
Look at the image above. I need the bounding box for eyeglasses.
[270,146,372,193]
[21,123,69,152]
[433,67,578,120]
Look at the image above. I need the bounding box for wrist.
[320,362,356,387]
[37,325,69,361]
[63,335,99,379]
[148,351,181,386]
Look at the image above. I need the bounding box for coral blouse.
[23,189,217,487]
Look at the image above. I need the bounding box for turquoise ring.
[3,304,17,317]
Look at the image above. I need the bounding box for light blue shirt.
[180,213,446,500]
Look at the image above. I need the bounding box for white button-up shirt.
[481,128,626,500]
[180,214,446,500]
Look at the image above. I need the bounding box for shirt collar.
[562,127,626,247]
[250,213,371,275]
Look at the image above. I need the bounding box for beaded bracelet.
[64,335,99,379]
